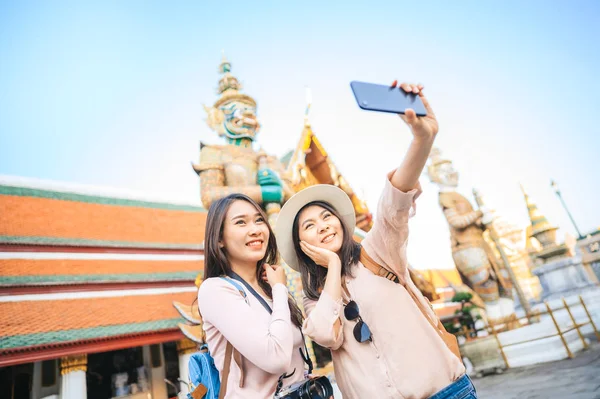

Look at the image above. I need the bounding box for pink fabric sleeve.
[198,279,294,374]
[302,291,344,350]
[361,172,422,284]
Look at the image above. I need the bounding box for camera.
[274,375,334,399]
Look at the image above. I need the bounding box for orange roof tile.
[1,259,203,276]
[0,194,206,245]
[0,291,196,338]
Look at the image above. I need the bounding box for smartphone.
[350,81,427,116]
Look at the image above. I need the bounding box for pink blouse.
[302,174,465,399]
[198,279,305,398]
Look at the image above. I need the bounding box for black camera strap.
[228,271,314,374]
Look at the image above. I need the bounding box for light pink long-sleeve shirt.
[303,175,465,399]
[198,279,305,398]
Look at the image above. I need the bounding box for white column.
[59,355,87,399]
[177,339,197,395]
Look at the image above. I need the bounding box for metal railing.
[454,295,599,368]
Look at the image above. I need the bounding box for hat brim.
[275,185,356,272]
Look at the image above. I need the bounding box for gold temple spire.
[520,184,555,237]
[520,183,558,249]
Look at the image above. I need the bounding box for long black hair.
[292,200,361,301]
[203,193,303,328]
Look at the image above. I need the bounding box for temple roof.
[0,176,204,366]
[0,290,195,366]
[0,176,206,250]
[284,123,373,231]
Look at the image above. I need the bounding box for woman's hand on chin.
[300,241,341,269]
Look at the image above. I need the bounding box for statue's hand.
[481,207,494,226]
[258,168,282,186]
[258,168,283,204]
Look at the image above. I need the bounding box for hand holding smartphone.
[351,80,439,142]
[350,81,428,116]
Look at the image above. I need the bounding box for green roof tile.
[1,318,183,350]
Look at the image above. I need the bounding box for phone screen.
[350,81,427,116]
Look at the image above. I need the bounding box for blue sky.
[1,1,598,269]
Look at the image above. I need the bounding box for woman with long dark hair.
[197,193,305,398]
[275,83,476,399]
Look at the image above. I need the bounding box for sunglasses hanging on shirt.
[341,279,373,343]
[344,300,372,343]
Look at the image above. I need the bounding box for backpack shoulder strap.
[217,277,247,397]
[359,248,400,283]
[219,342,234,399]
[220,276,247,300]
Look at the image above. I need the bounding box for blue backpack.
[187,277,247,399]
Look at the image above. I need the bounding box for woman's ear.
[218,241,225,249]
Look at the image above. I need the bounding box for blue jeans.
[428,374,478,399]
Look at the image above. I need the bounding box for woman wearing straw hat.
[275,83,476,399]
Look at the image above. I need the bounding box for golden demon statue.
[194,54,294,226]
[427,147,516,324]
